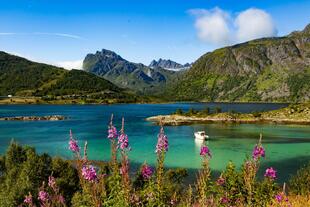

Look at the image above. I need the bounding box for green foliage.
[0,141,79,207]
[287,70,310,102]
[166,168,188,184]
[252,111,262,118]
[289,161,310,195]
[214,106,222,114]
[1,137,310,206]
[174,108,183,115]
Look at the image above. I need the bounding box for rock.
[149,58,191,70]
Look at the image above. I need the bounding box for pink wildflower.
[141,164,153,180]
[220,196,229,204]
[118,133,130,150]
[82,165,97,182]
[69,130,79,153]
[155,127,168,154]
[58,195,65,204]
[252,144,265,160]
[38,190,49,202]
[200,145,211,158]
[24,194,33,204]
[48,176,56,190]
[264,167,277,179]
[275,193,283,202]
[108,125,118,139]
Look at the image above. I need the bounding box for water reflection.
[194,139,209,148]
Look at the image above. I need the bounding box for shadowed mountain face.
[83,49,178,93]
[164,23,310,102]
[149,58,191,71]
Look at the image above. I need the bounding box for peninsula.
[146,103,310,125]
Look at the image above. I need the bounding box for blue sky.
[0,0,309,69]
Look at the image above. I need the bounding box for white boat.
[194,131,209,140]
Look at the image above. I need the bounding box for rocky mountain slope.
[83,49,178,93]
[0,51,138,102]
[165,24,310,102]
[149,58,191,71]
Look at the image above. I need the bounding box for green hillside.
[164,24,310,102]
[0,51,139,103]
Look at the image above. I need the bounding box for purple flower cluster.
[58,195,65,204]
[275,192,290,205]
[48,176,57,191]
[24,194,33,204]
[220,196,229,204]
[118,133,130,150]
[275,194,283,202]
[38,190,49,202]
[155,128,169,154]
[141,164,153,180]
[264,167,277,179]
[69,130,79,153]
[82,165,97,182]
[108,125,118,140]
[200,145,212,158]
[252,144,265,160]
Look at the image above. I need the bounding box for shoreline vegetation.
[0,115,65,121]
[0,96,291,105]
[0,96,161,105]
[147,103,310,125]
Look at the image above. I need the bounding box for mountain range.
[82,49,178,93]
[1,23,310,103]
[164,24,310,102]
[149,58,191,71]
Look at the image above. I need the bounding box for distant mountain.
[0,51,138,102]
[164,23,310,102]
[83,49,178,93]
[149,58,191,71]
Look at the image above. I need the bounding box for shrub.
[214,106,222,113]
[289,161,310,195]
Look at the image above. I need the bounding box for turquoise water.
[1,103,310,181]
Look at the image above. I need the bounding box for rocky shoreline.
[146,104,310,126]
[146,115,310,126]
[0,115,66,121]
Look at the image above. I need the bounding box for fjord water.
[1,103,310,181]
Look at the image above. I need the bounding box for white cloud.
[4,50,83,70]
[189,8,231,46]
[189,7,277,46]
[55,60,83,70]
[235,8,277,42]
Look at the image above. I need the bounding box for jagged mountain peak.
[82,48,178,92]
[149,58,191,70]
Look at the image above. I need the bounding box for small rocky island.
[147,103,310,126]
[0,115,66,121]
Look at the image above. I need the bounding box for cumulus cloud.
[189,7,277,46]
[235,8,277,42]
[189,8,231,46]
[55,59,83,70]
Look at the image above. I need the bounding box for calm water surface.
[1,103,309,181]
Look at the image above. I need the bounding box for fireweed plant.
[20,117,295,206]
